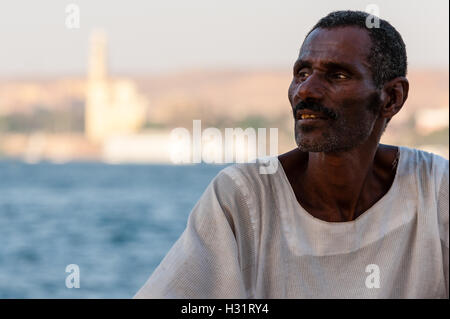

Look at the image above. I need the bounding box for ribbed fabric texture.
[134,146,449,299]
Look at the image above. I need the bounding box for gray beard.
[295,111,377,153]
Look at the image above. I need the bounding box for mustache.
[293,100,337,120]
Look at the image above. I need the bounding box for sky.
[0,0,448,76]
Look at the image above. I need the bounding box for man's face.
[288,26,382,153]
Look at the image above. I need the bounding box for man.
[135,11,448,298]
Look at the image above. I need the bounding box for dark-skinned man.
[135,10,448,299]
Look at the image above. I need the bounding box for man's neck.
[279,141,399,222]
[303,146,378,220]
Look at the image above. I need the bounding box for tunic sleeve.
[133,169,248,298]
[437,159,449,298]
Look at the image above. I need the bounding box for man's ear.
[379,77,409,120]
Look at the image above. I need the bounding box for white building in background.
[85,30,147,143]
[415,107,449,135]
[102,130,173,164]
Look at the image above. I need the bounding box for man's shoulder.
[212,157,280,196]
[398,146,448,194]
[399,145,448,175]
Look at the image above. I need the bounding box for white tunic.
[134,146,449,298]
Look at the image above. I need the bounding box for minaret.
[88,30,107,82]
[85,30,109,143]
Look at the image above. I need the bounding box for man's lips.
[295,110,329,120]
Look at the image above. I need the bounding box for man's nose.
[294,72,324,102]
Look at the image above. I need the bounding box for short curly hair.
[305,10,407,89]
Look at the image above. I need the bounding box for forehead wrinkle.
[298,27,372,72]
[304,26,372,53]
[296,52,366,75]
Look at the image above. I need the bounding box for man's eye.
[332,73,348,79]
[297,71,310,79]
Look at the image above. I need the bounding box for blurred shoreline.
[0,68,448,163]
